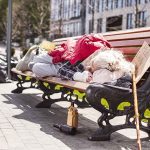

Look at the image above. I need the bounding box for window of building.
[67,23,73,36]
[98,0,105,12]
[63,24,67,36]
[63,0,66,19]
[77,0,81,17]
[63,22,81,37]
[74,23,77,35]
[114,0,119,8]
[106,15,123,31]
[108,0,113,10]
[126,13,133,29]
[97,18,102,33]
[77,22,81,35]
[69,0,81,18]
[125,0,133,6]
[88,0,93,14]
[96,0,100,12]
[99,0,124,11]
[97,0,102,12]
[105,0,108,10]
[74,22,81,35]
[137,0,149,4]
[118,0,124,7]
[66,24,70,36]
[101,0,105,12]
[114,0,123,8]
[137,11,147,27]
[137,0,143,4]
[105,0,114,10]
[73,0,77,17]
[67,0,70,19]
[89,20,93,33]
[51,0,60,21]
[145,0,150,3]
[69,0,73,18]
[121,0,124,7]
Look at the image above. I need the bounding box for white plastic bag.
[16,45,38,71]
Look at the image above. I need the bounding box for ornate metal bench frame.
[86,69,150,141]
[11,72,88,108]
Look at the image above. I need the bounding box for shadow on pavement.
[2,93,150,150]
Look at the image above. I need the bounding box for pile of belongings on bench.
[16,33,134,88]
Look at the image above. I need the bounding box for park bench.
[11,27,150,141]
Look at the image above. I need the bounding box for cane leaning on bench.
[11,27,150,141]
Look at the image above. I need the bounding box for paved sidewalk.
[0,82,149,150]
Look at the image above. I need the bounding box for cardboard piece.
[132,42,150,83]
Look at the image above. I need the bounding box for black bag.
[0,66,7,83]
[105,74,132,88]
[0,54,18,83]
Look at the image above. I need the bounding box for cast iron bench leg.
[11,75,37,93]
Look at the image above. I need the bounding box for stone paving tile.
[42,145,69,150]
[0,118,9,124]
[24,143,44,150]
[7,143,25,149]
[22,139,39,144]
[0,136,8,149]
[0,123,13,129]
[0,83,150,150]
[0,129,4,137]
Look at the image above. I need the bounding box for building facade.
[50,0,86,39]
[50,0,150,38]
[86,0,150,33]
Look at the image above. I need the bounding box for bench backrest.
[53,27,150,61]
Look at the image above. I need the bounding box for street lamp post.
[6,0,12,80]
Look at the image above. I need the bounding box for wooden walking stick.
[132,71,142,150]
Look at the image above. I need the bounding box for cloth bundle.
[82,49,134,86]
[48,33,111,64]
[16,40,55,72]
[90,50,124,72]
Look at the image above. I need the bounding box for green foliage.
[25,0,50,37]
[0,0,50,43]
[12,0,50,47]
[0,0,8,40]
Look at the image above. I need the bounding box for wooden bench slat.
[54,34,150,47]
[11,68,36,78]
[41,77,88,92]
[11,68,88,92]
[115,47,140,54]
[105,31,150,41]
[125,55,135,61]
[103,27,150,36]
[110,38,150,47]
[53,27,150,44]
